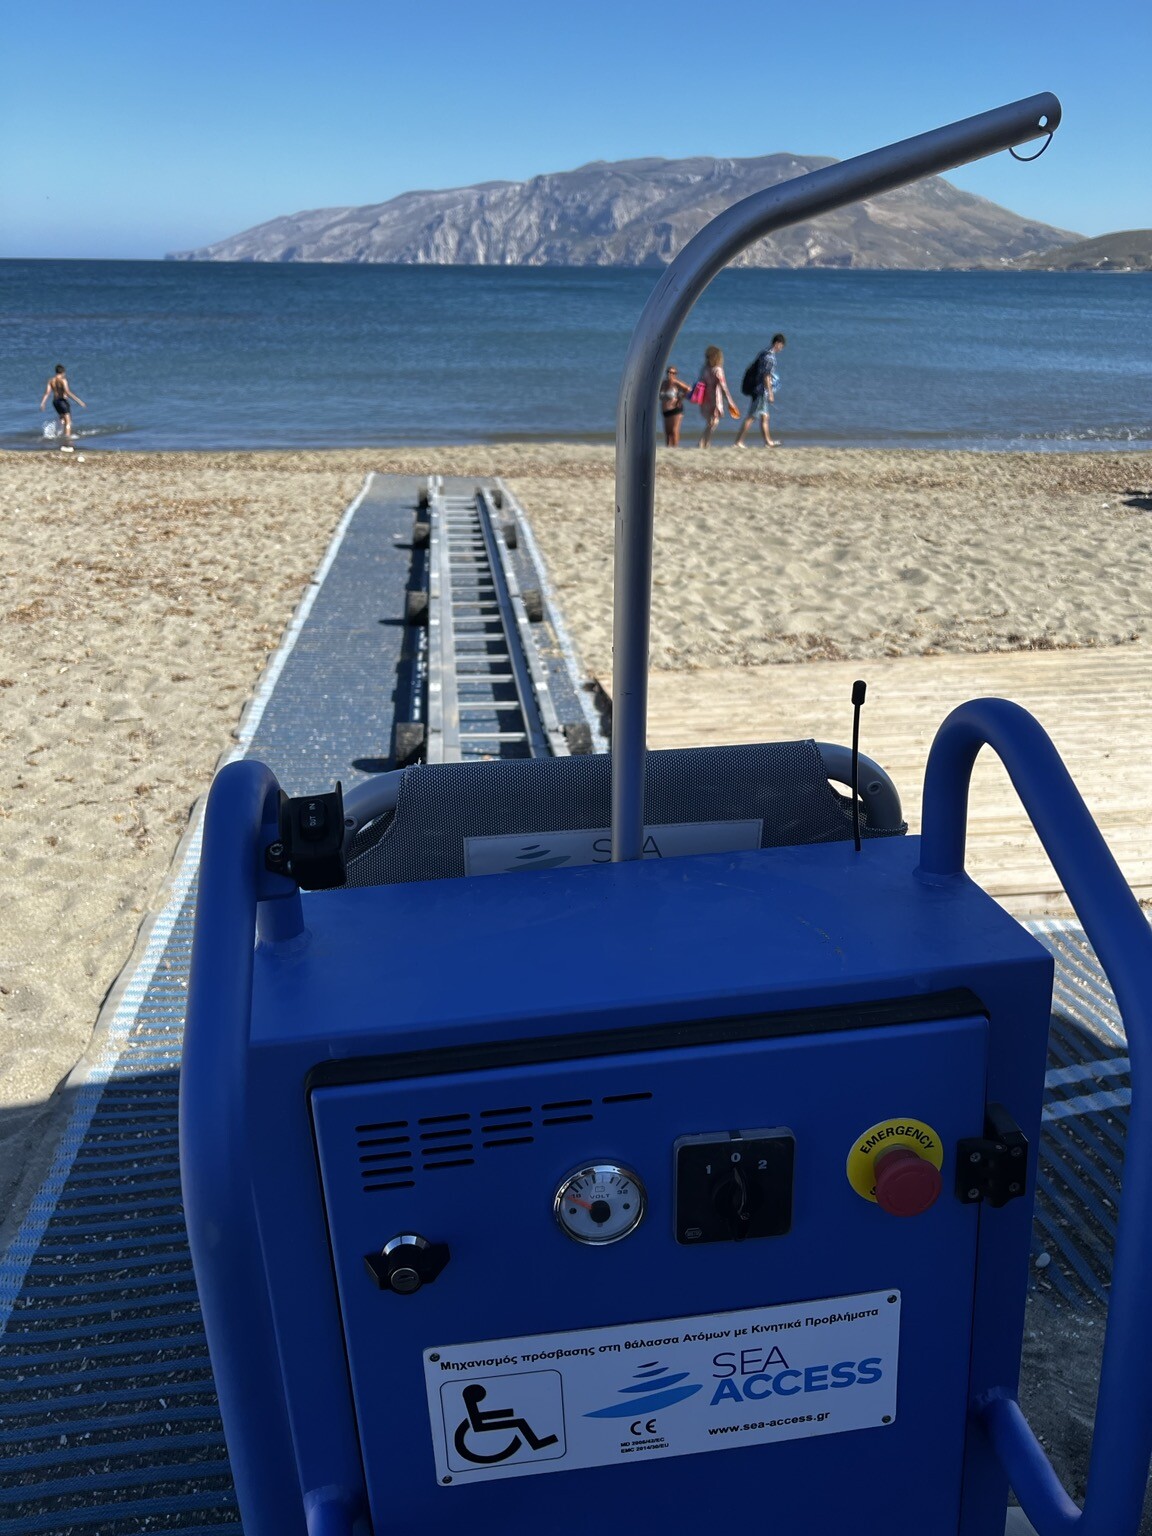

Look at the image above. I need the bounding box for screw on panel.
[429,1353,440,1362]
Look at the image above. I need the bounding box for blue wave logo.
[502,842,571,872]
[584,1360,703,1418]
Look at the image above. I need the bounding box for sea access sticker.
[464,819,763,877]
[424,1290,900,1485]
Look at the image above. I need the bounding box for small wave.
[1000,426,1152,452]
[0,421,139,450]
[68,422,137,441]
[38,419,122,443]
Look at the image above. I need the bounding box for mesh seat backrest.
[345,741,903,887]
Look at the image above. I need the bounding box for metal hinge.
[956,1103,1028,1207]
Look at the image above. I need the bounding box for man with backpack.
[734,333,786,448]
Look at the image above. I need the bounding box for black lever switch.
[675,1129,794,1245]
[265,784,347,889]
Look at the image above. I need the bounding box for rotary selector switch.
[365,1234,450,1294]
[674,1129,795,1245]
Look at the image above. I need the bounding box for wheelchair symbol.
[452,1382,560,1465]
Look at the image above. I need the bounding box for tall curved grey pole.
[611,92,1060,861]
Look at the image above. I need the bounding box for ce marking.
[630,1418,658,1437]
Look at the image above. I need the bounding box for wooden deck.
[641,646,1152,916]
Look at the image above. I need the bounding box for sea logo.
[500,842,572,873]
[584,1360,703,1419]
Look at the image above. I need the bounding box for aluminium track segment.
[421,478,587,763]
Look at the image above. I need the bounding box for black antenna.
[851,680,867,852]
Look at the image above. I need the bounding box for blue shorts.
[749,390,771,418]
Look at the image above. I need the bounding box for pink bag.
[688,380,706,405]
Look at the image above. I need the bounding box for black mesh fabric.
[345,741,904,888]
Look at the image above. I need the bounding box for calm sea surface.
[1,260,1149,452]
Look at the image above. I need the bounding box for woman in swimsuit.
[39,365,86,443]
[697,345,737,449]
[658,365,692,447]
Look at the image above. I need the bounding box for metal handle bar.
[184,764,368,1534]
[338,742,903,843]
[917,697,1152,1536]
[814,742,902,832]
[343,771,404,837]
[181,760,309,1533]
[611,92,1060,861]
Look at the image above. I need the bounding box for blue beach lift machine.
[181,94,1152,1536]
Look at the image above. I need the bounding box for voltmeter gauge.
[554,1163,646,1245]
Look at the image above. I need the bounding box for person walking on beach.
[39,365,86,442]
[659,365,692,446]
[697,345,738,449]
[734,334,786,448]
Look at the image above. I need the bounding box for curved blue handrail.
[918,697,1152,1536]
[180,759,310,1536]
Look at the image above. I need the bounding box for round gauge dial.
[554,1163,646,1245]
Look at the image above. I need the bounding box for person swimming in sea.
[39,364,87,442]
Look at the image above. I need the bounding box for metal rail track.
[401,478,584,764]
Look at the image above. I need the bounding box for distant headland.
[167,152,1088,270]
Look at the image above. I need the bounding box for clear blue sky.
[3,0,1149,259]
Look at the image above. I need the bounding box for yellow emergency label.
[846,1117,944,1202]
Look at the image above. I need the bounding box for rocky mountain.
[167,154,1080,270]
[1011,229,1152,272]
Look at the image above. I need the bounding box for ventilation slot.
[541,1097,593,1127]
[356,1092,652,1189]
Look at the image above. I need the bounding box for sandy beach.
[2,442,1150,1517]
[2,443,1150,1204]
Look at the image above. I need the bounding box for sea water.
[1,260,1148,452]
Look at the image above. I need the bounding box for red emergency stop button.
[873,1147,942,1217]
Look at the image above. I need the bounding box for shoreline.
[7,436,1152,456]
[1,443,1150,1215]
